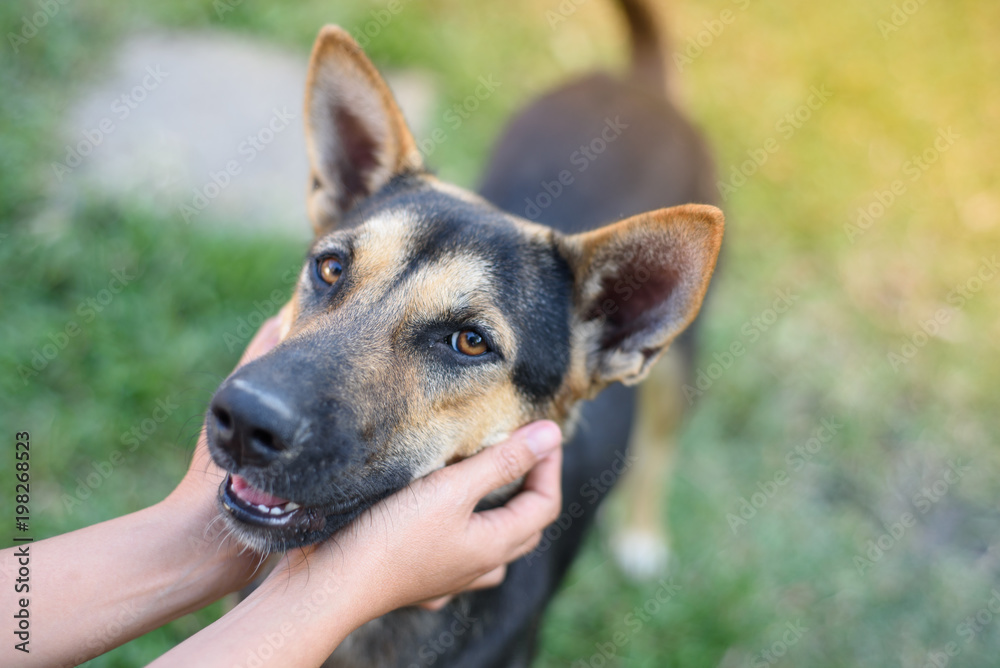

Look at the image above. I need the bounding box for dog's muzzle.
[203,357,409,550]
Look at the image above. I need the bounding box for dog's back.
[480,0,718,232]
[479,0,719,583]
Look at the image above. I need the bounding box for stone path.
[60,30,436,238]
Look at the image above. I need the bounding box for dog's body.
[480,0,719,582]
[205,2,721,666]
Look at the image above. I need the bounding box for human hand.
[270,420,564,619]
[161,310,284,565]
[9,310,292,668]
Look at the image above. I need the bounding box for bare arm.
[0,495,259,667]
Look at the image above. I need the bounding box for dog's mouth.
[220,474,310,529]
[217,472,389,550]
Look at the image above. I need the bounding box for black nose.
[209,379,294,468]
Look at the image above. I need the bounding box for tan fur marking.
[622,347,685,533]
[350,211,418,285]
[406,381,531,477]
[401,256,519,358]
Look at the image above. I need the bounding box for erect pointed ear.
[303,26,423,235]
[561,204,724,388]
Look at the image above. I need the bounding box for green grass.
[3,0,999,666]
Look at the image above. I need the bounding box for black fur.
[326,16,722,668]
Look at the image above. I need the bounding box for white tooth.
[268,506,283,516]
[256,504,270,513]
[284,502,300,511]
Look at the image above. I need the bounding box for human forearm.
[148,551,369,668]
[2,499,256,667]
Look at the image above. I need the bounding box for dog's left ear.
[304,26,423,234]
[561,204,724,388]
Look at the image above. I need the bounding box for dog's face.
[206,27,723,552]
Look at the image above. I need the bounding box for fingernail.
[520,421,561,457]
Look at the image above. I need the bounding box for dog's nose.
[209,378,296,467]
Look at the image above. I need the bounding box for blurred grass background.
[2,0,999,666]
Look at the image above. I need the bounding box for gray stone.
[58,30,436,238]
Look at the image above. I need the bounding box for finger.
[439,421,562,504]
[464,565,507,591]
[415,565,508,611]
[471,446,563,556]
[508,530,544,562]
[418,595,454,611]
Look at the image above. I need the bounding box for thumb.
[452,421,562,502]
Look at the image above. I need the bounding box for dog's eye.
[450,330,489,356]
[317,256,343,285]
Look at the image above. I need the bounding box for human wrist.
[152,493,259,597]
[245,551,376,658]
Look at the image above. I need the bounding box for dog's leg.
[612,345,687,580]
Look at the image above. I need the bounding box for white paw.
[612,529,670,581]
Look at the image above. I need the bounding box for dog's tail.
[618,0,668,93]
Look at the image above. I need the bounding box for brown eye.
[450,330,489,356]
[317,256,343,285]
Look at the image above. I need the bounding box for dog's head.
[206,27,723,552]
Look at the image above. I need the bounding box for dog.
[205,1,722,665]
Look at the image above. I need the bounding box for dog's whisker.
[205,513,225,537]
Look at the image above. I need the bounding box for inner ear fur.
[561,203,724,387]
[303,25,423,235]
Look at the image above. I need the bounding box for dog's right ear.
[304,26,423,235]
[560,204,724,390]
